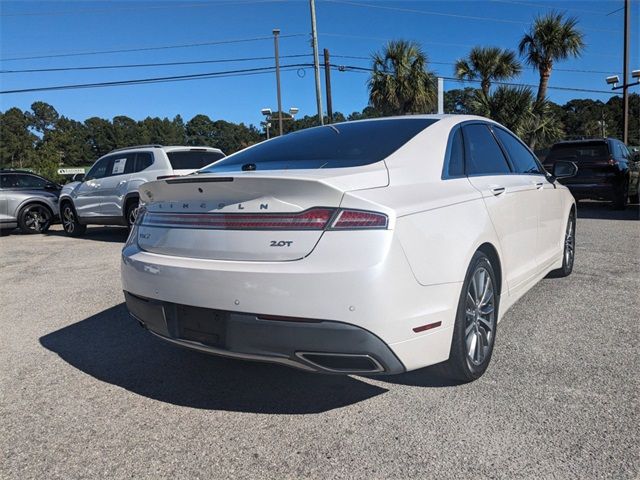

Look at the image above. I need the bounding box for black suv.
[543,138,640,209]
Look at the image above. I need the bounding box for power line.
[321,0,621,33]
[0,0,290,17]
[0,64,313,94]
[334,64,620,96]
[488,0,612,16]
[0,33,307,62]
[0,54,312,73]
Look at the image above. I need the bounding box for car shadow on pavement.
[39,303,388,414]
[577,201,640,221]
[45,226,130,243]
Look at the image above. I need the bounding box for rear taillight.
[140,207,388,231]
[607,158,618,166]
[330,209,388,229]
[142,208,335,230]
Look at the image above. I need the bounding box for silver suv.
[59,145,225,236]
[0,170,61,234]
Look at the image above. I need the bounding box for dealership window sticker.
[112,158,127,174]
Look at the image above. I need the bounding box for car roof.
[107,144,223,154]
[551,138,613,146]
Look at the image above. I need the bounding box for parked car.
[59,145,225,236]
[121,115,578,382]
[0,170,61,234]
[543,138,640,209]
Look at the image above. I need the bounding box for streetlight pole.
[273,29,283,136]
[309,0,324,125]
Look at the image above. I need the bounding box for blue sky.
[1,0,637,128]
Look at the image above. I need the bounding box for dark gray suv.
[0,170,61,234]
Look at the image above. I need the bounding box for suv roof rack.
[109,144,164,153]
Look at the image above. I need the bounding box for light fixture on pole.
[261,108,272,139]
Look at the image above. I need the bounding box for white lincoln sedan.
[121,115,577,382]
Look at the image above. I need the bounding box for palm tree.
[519,12,585,102]
[368,40,436,115]
[472,86,563,149]
[454,46,521,96]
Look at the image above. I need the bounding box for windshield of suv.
[547,142,609,162]
[167,150,225,170]
[199,118,438,173]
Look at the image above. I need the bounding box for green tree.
[28,101,59,135]
[519,12,585,102]
[473,86,563,149]
[368,40,436,115]
[444,87,479,114]
[0,108,37,169]
[454,47,521,96]
[84,117,116,157]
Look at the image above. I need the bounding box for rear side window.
[125,152,154,173]
[446,128,465,177]
[167,150,225,170]
[462,124,511,175]
[200,119,438,173]
[547,142,609,162]
[1,174,47,188]
[493,127,543,174]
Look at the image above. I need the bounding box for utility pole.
[273,29,283,136]
[622,0,629,144]
[309,0,324,125]
[323,48,333,123]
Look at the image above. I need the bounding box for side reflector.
[412,321,442,333]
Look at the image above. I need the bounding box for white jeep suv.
[59,145,224,236]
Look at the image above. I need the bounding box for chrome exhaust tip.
[295,352,384,374]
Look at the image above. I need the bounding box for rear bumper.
[124,291,405,374]
[121,232,460,372]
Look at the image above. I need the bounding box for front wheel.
[61,203,86,237]
[438,251,499,382]
[18,204,53,234]
[125,198,139,228]
[612,181,629,210]
[548,212,575,278]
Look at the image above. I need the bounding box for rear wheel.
[125,198,139,228]
[438,251,498,382]
[18,204,52,234]
[61,202,86,237]
[548,211,576,278]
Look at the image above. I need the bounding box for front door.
[74,156,110,217]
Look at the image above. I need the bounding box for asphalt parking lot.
[1,201,638,479]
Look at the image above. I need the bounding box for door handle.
[490,186,506,196]
[533,181,544,189]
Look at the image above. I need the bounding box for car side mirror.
[552,160,578,179]
[72,173,85,182]
[44,182,60,191]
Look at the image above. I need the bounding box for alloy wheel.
[128,206,139,226]
[23,205,51,232]
[564,216,575,270]
[464,267,496,366]
[62,206,75,233]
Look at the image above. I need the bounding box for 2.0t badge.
[270,240,293,247]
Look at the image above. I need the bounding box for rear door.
[463,123,540,292]
[492,126,563,270]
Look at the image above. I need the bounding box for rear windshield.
[199,118,438,173]
[167,150,225,170]
[547,142,609,162]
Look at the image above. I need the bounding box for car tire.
[612,181,629,210]
[61,202,86,237]
[18,203,53,234]
[125,198,139,228]
[437,251,499,382]
[630,190,640,204]
[548,211,576,278]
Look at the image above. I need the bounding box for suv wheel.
[125,198,139,228]
[612,180,629,210]
[18,204,53,234]
[61,202,86,237]
[437,251,499,382]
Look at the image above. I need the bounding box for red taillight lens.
[330,209,388,229]
[142,208,335,230]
